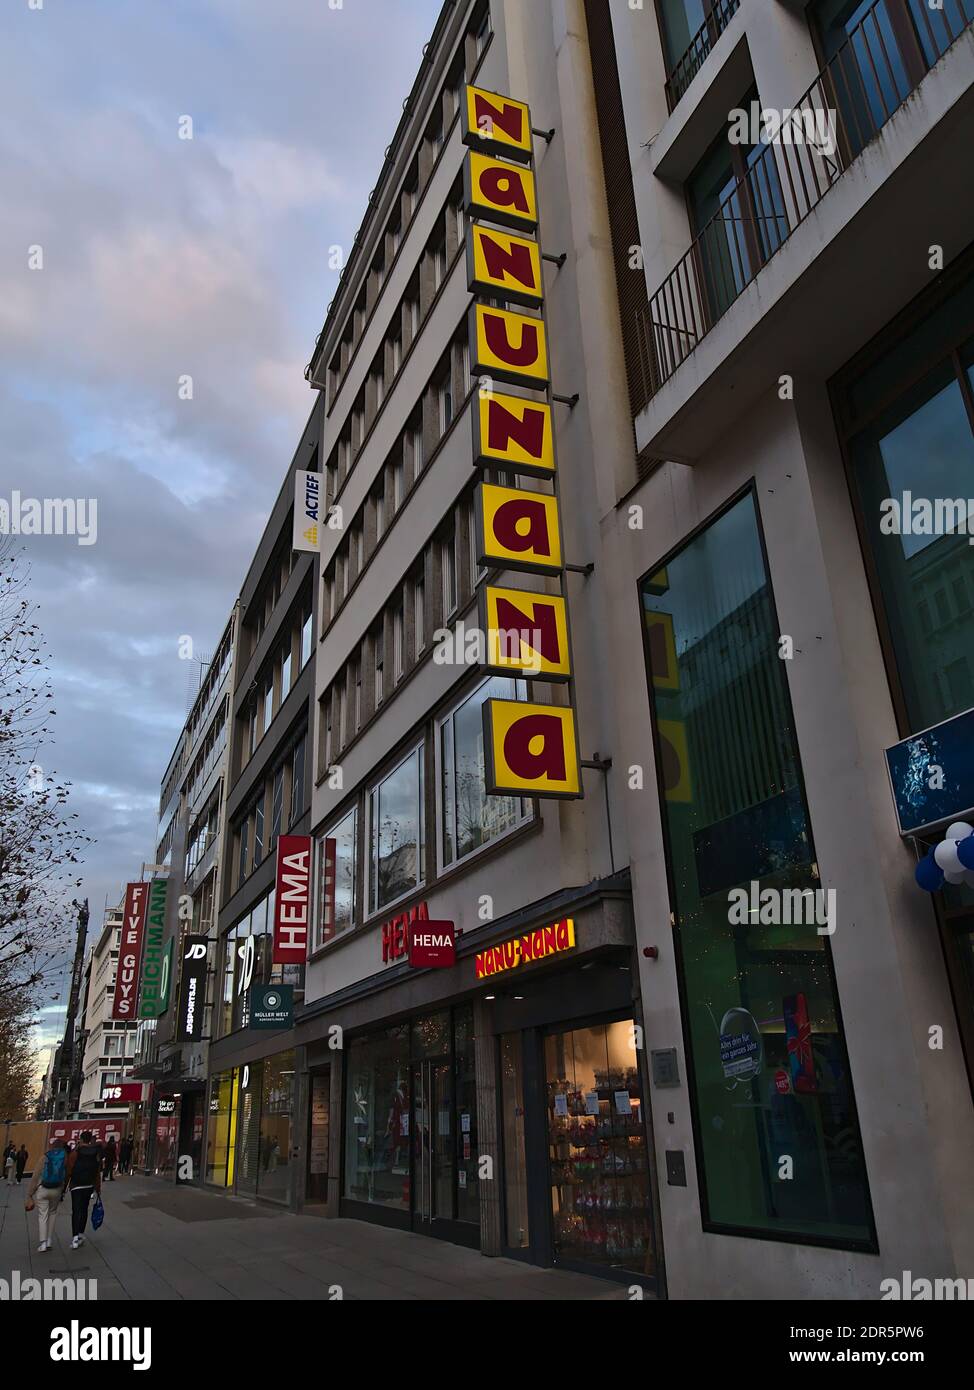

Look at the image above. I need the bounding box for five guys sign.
[272,835,312,964]
[110,881,149,1020]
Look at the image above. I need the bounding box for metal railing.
[665,0,741,111]
[638,0,974,406]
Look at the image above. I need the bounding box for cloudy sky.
[0,0,441,1068]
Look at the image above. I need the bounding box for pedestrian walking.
[64,1130,102,1248]
[102,1136,117,1182]
[118,1135,133,1175]
[15,1144,29,1183]
[24,1138,68,1252]
[3,1144,15,1185]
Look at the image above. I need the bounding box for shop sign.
[157,1098,176,1115]
[475,482,562,574]
[885,706,974,836]
[48,1119,123,1148]
[469,303,549,391]
[177,935,208,1042]
[461,83,533,163]
[462,81,582,804]
[160,1050,181,1078]
[292,469,321,552]
[250,984,294,1030]
[482,699,580,798]
[480,585,571,680]
[466,224,543,306]
[409,920,456,969]
[474,917,575,978]
[381,901,429,963]
[463,150,538,231]
[102,1081,146,1104]
[272,834,312,964]
[111,880,149,1021]
[138,878,170,1019]
[472,391,554,477]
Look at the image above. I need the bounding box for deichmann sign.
[272,834,312,963]
[462,82,582,802]
[110,881,149,1020]
[177,935,208,1042]
[475,917,576,978]
[138,878,170,1019]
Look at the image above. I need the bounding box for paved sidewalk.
[0,1175,630,1301]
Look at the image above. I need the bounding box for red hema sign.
[110,881,149,1020]
[273,835,312,964]
[409,920,456,969]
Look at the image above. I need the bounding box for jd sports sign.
[251,984,293,1030]
[177,935,208,1042]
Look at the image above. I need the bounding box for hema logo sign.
[409,920,456,969]
[50,1321,151,1371]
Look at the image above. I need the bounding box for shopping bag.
[91,1196,104,1230]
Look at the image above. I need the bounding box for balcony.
[637,0,974,412]
[665,0,741,112]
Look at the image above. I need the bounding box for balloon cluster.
[915,822,974,892]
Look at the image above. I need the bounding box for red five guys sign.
[462,83,581,800]
[111,880,149,1020]
[273,835,312,964]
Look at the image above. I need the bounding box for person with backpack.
[25,1138,68,1252]
[64,1130,102,1248]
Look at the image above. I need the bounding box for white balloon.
[946,821,974,841]
[934,839,963,874]
[944,869,967,885]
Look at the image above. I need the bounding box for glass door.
[411,1058,454,1233]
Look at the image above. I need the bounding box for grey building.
[285,0,974,1300]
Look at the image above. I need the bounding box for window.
[412,425,424,482]
[238,817,250,890]
[475,6,490,56]
[391,334,402,377]
[438,376,453,434]
[271,766,285,846]
[374,627,385,708]
[442,529,458,618]
[302,609,313,666]
[281,648,292,701]
[414,575,426,656]
[248,699,258,757]
[316,807,357,946]
[393,455,405,512]
[640,490,873,1247]
[433,241,447,292]
[369,745,424,913]
[354,658,363,732]
[263,677,274,734]
[439,676,529,867]
[291,734,307,824]
[375,482,386,540]
[339,683,348,750]
[344,1026,410,1210]
[254,795,264,868]
[393,603,404,683]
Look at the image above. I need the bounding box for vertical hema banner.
[462,82,582,801]
[292,470,321,552]
[138,877,169,1019]
[110,881,149,1020]
[273,835,312,964]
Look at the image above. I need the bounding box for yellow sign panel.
[483,699,581,799]
[645,609,679,691]
[470,303,549,391]
[476,482,562,574]
[461,84,533,163]
[657,718,692,802]
[467,223,543,307]
[464,151,538,232]
[481,585,571,680]
[475,919,575,979]
[473,391,554,476]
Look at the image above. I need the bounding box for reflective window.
[316,807,357,947]
[344,1026,411,1210]
[369,745,424,914]
[438,676,529,868]
[640,490,874,1247]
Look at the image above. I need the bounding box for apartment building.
[283,0,974,1299]
[202,402,320,1206]
[77,898,138,1122]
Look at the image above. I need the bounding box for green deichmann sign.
[138,878,172,1019]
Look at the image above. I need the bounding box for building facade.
[282,0,974,1298]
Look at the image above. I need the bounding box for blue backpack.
[40,1148,67,1189]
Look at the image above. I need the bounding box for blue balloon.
[956,835,974,871]
[915,853,945,892]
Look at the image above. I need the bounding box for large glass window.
[259,1050,295,1205]
[640,491,874,1247]
[369,745,424,914]
[438,676,530,868]
[344,1026,411,1210]
[316,807,357,946]
[205,1069,238,1187]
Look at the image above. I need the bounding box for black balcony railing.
[637,0,974,407]
[665,0,741,111]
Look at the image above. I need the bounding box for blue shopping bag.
[91,1195,104,1230]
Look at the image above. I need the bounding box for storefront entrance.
[411,1057,453,1235]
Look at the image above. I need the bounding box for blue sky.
[0,0,442,1073]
